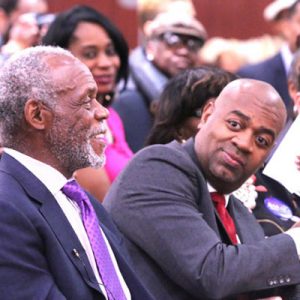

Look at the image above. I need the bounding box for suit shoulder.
[0,170,25,199]
[113,90,147,116]
[136,141,190,161]
[130,142,199,179]
[237,53,281,78]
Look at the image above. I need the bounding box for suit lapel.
[90,196,154,299]
[0,153,102,293]
[228,195,265,243]
[100,222,154,300]
[39,198,101,291]
[181,140,224,237]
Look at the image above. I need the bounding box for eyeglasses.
[159,32,205,52]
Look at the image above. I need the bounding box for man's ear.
[145,40,156,61]
[24,99,52,130]
[197,100,215,129]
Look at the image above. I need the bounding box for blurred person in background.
[137,0,196,43]
[0,12,39,59]
[43,5,133,202]
[238,0,300,123]
[137,0,196,26]
[146,66,238,145]
[0,0,49,61]
[0,0,19,45]
[113,9,207,152]
[16,0,47,15]
[34,11,55,43]
[0,0,47,46]
[199,0,289,73]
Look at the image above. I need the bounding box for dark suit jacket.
[113,89,154,153]
[0,153,154,300]
[237,52,294,121]
[104,139,300,300]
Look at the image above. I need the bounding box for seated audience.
[43,5,133,201]
[0,45,153,299]
[104,78,300,299]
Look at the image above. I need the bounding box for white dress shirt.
[207,183,241,243]
[4,148,131,299]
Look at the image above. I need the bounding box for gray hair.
[0,45,76,147]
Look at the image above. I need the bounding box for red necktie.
[211,192,238,245]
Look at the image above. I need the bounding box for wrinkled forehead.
[45,55,95,91]
[46,54,81,69]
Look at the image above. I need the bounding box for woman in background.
[146,66,238,145]
[43,5,133,201]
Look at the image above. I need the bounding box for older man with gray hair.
[0,45,154,300]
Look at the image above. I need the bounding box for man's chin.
[89,153,106,169]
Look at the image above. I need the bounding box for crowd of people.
[1,0,300,299]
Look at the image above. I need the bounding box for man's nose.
[94,99,109,120]
[232,132,253,153]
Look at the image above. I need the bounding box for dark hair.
[42,5,129,87]
[0,0,18,15]
[146,66,238,145]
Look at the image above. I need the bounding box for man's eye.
[256,136,269,148]
[83,99,92,109]
[227,120,241,130]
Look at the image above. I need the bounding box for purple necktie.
[62,180,126,300]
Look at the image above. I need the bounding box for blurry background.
[48,0,274,49]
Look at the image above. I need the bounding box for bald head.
[194,78,287,194]
[217,79,287,130]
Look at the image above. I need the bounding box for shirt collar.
[4,147,68,196]
[207,182,230,206]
